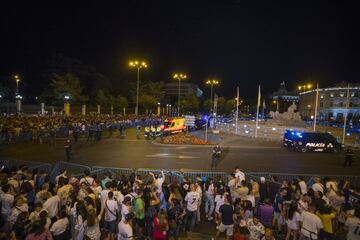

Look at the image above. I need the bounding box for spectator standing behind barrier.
[184,183,201,232]
[216,193,234,240]
[64,139,72,162]
[299,204,323,240]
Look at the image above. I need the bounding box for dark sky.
[1,1,359,100]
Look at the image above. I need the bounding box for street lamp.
[14,75,20,94]
[297,83,313,92]
[173,73,187,115]
[129,60,148,115]
[206,79,219,114]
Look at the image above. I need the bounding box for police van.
[283,130,344,153]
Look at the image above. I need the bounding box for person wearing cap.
[118,213,134,240]
[247,214,265,240]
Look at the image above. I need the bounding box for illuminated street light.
[14,74,21,94]
[206,79,220,114]
[173,73,187,114]
[298,83,313,92]
[129,60,148,115]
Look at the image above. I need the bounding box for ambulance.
[162,117,186,135]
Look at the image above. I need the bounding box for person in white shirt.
[298,176,307,195]
[118,213,134,240]
[227,174,237,202]
[104,191,119,236]
[100,181,111,203]
[312,177,324,194]
[55,169,67,186]
[0,184,14,222]
[43,194,60,220]
[234,166,245,182]
[50,208,69,238]
[79,169,94,187]
[121,196,132,223]
[150,171,165,193]
[184,184,201,231]
[299,205,323,240]
[204,179,215,221]
[344,207,360,240]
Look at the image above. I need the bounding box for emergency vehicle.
[283,130,344,153]
[162,117,186,135]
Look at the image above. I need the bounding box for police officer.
[136,125,141,140]
[64,139,72,162]
[344,146,354,167]
[211,144,221,169]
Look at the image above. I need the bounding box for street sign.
[184,115,195,127]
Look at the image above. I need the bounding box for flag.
[257,85,261,107]
[263,99,266,109]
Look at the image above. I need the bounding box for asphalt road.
[0,130,359,175]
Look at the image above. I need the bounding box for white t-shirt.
[300,211,323,239]
[80,176,94,186]
[235,170,245,182]
[118,221,133,240]
[121,204,130,223]
[312,183,324,194]
[286,211,301,230]
[185,191,201,212]
[298,181,307,194]
[50,217,69,236]
[100,189,110,203]
[0,192,14,215]
[43,195,60,218]
[104,199,118,222]
[206,184,215,196]
[215,195,225,213]
[345,216,360,240]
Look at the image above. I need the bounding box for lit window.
[330,93,334,97]
[340,93,344,97]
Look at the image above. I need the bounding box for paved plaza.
[1,130,359,176]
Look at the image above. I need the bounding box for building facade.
[270,82,299,113]
[299,83,360,121]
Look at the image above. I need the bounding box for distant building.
[164,82,203,97]
[270,82,299,113]
[298,82,360,121]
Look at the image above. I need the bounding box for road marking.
[146,153,199,159]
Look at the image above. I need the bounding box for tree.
[95,89,108,108]
[217,97,226,114]
[114,95,128,113]
[139,94,157,113]
[181,94,199,114]
[224,99,236,115]
[203,99,212,113]
[42,73,87,105]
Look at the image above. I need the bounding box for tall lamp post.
[205,79,219,114]
[14,75,20,94]
[173,73,187,115]
[129,60,148,115]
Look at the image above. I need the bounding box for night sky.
[1,1,359,100]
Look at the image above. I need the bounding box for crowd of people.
[0,114,163,144]
[0,164,359,240]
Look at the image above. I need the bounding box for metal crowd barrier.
[50,161,91,182]
[92,166,135,179]
[182,171,228,182]
[0,159,52,173]
[136,168,184,183]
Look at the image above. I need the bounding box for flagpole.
[235,87,239,135]
[255,85,260,138]
[262,99,265,120]
[313,83,319,132]
[342,84,350,144]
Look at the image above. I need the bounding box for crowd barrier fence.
[1,159,360,188]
